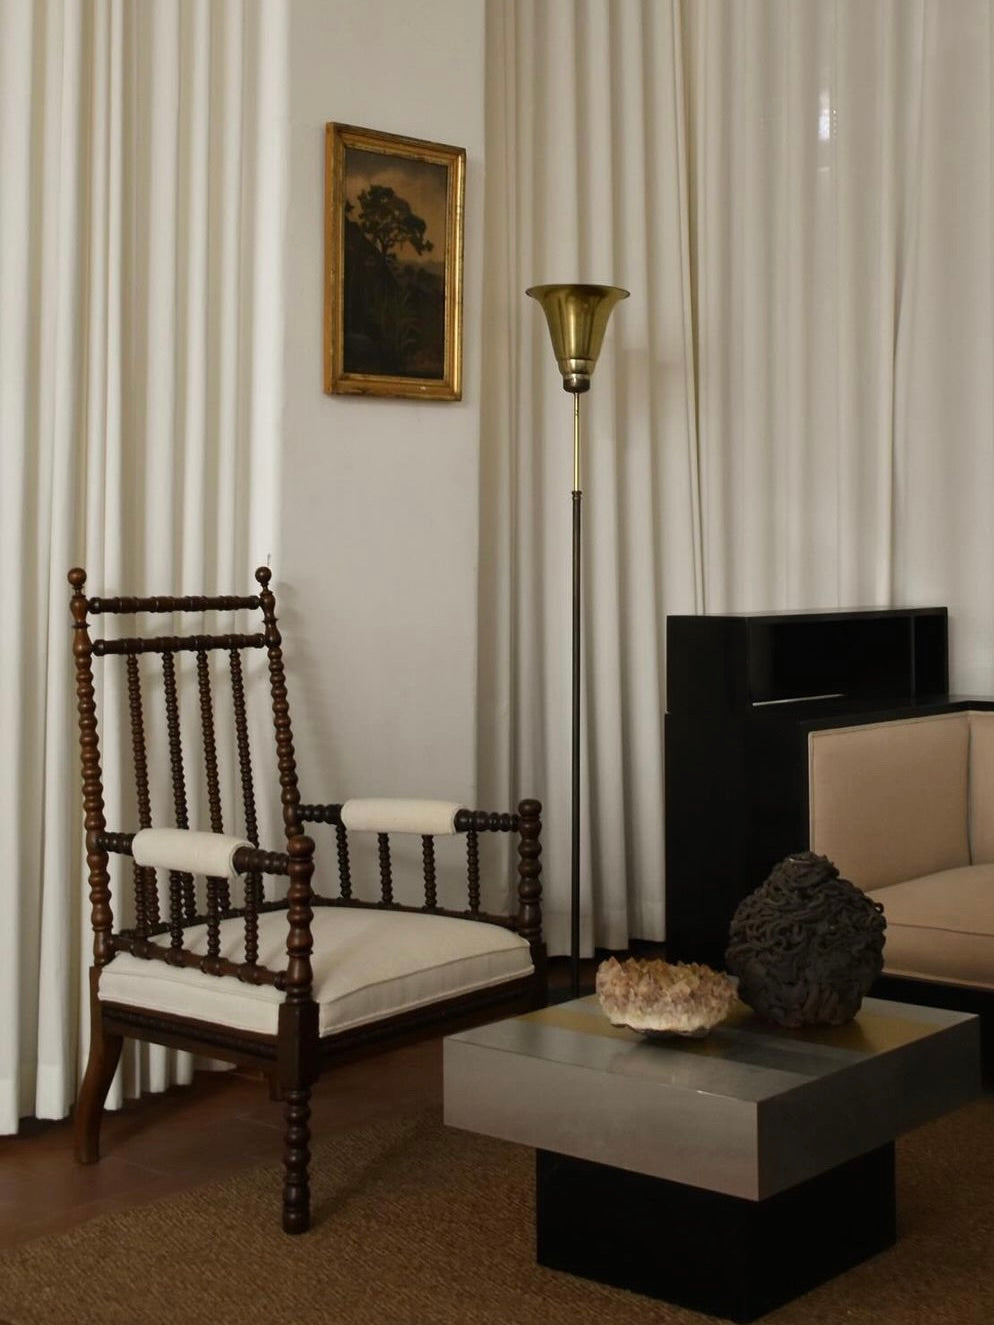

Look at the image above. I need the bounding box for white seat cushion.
[98,908,534,1038]
[869,863,994,991]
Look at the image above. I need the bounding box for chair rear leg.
[74,977,123,1164]
[282,1086,312,1233]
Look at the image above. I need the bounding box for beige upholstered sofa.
[808,709,994,995]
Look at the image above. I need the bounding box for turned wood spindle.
[335,821,352,899]
[465,828,481,913]
[196,648,231,918]
[516,798,543,944]
[230,648,262,963]
[377,834,394,905]
[422,834,438,909]
[283,834,315,1002]
[161,651,196,938]
[69,569,114,966]
[281,1086,312,1234]
[256,567,304,844]
[125,654,159,933]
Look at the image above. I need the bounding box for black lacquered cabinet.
[664,607,954,968]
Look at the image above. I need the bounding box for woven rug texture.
[1,1098,993,1325]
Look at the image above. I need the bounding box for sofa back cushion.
[968,711,994,865]
[808,712,970,891]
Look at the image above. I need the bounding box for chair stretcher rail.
[89,594,260,614]
[93,633,266,656]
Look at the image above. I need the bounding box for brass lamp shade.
[526,283,629,393]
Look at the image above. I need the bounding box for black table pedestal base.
[536,1143,896,1323]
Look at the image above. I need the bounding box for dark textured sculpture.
[725,852,886,1028]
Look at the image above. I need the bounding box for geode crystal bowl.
[595,956,738,1039]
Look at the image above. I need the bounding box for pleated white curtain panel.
[480,0,994,956]
[0,0,286,1134]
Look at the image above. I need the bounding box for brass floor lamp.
[526,284,629,999]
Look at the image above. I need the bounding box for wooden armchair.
[68,566,545,1232]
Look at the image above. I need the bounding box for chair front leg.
[74,968,124,1164]
[277,997,318,1234]
[281,1085,312,1234]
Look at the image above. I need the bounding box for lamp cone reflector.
[526,284,629,393]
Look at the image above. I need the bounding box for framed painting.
[324,122,465,400]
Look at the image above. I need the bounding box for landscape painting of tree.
[325,124,465,400]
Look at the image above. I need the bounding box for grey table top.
[443,994,980,1199]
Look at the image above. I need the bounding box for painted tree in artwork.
[352,185,434,267]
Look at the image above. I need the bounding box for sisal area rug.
[1,1098,993,1325]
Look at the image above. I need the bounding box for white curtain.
[481,0,994,955]
[0,0,286,1134]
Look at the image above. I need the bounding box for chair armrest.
[132,827,251,878]
[96,830,307,880]
[340,799,465,836]
[96,829,316,994]
[297,800,522,834]
[296,797,543,946]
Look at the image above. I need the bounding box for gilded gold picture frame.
[324,123,465,400]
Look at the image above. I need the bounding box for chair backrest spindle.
[125,654,159,933]
[196,648,231,914]
[195,650,224,834]
[160,651,197,924]
[229,649,258,846]
[229,646,263,961]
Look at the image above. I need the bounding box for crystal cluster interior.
[595,956,738,1037]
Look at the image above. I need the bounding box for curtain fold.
[481,0,700,954]
[0,0,286,1134]
[482,0,994,956]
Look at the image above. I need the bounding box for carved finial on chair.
[255,565,272,588]
[69,568,88,626]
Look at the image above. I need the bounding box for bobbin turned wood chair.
[69,566,545,1232]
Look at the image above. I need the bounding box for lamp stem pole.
[526,281,627,1002]
[571,391,582,1000]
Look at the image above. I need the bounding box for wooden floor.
[0,955,621,1251]
[0,1039,445,1251]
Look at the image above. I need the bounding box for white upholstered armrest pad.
[98,908,533,1038]
[340,798,464,836]
[132,828,252,878]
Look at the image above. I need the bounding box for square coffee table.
[444,994,980,1322]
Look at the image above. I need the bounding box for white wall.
[280,0,486,807]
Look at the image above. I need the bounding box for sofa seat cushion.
[98,907,534,1038]
[868,864,994,992]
